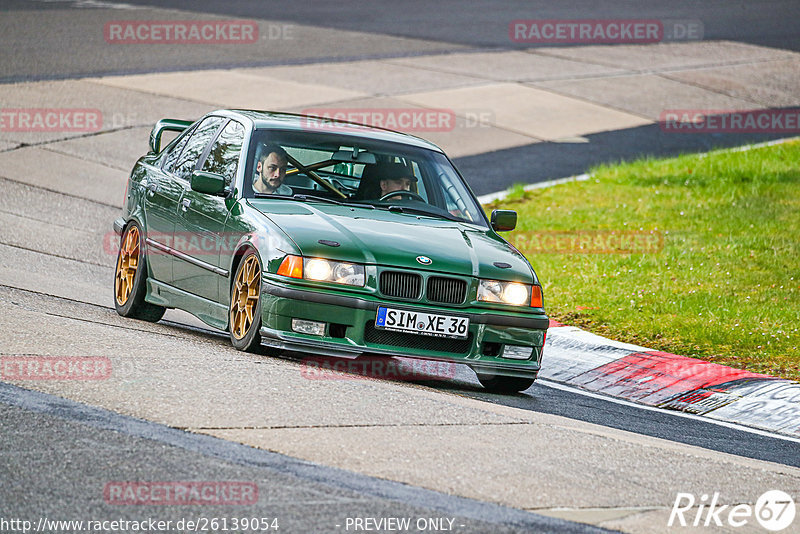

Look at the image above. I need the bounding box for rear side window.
[201,120,245,189]
[161,127,194,174]
[171,116,225,181]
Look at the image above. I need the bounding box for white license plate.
[375,307,469,339]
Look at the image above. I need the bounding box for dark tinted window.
[201,120,245,189]
[172,116,225,181]
[161,126,194,174]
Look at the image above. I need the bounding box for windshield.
[243,129,487,227]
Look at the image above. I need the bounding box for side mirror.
[191,170,226,196]
[491,209,517,232]
[149,118,192,153]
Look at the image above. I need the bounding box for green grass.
[486,140,800,380]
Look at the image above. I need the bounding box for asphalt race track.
[1,1,799,533]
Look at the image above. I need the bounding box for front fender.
[221,200,300,305]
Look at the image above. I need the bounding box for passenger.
[253,146,292,195]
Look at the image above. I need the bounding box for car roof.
[216,109,445,153]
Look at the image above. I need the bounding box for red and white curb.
[477,138,799,438]
[542,321,800,439]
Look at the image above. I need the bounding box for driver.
[253,146,292,195]
[379,165,418,200]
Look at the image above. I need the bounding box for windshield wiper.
[386,205,461,222]
[291,194,343,205]
[292,194,378,209]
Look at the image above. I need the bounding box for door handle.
[181,198,191,212]
[146,182,159,196]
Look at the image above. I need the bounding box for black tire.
[475,372,536,394]
[113,222,166,322]
[229,250,266,353]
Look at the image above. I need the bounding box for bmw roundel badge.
[416,256,432,265]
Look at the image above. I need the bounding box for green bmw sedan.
[113,110,548,393]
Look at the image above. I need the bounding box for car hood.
[248,199,535,283]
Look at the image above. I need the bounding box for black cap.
[376,162,417,182]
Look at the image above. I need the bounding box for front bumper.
[259,280,548,378]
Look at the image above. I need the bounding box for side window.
[201,120,245,189]
[172,116,225,181]
[161,127,194,174]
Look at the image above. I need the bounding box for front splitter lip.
[258,326,540,379]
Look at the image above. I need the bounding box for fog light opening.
[291,319,326,336]
[502,345,534,360]
[482,342,501,357]
[329,323,348,339]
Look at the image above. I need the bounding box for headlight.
[478,280,543,307]
[277,255,365,286]
[305,258,332,280]
[307,258,365,286]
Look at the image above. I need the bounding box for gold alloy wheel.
[230,255,261,339]
[114,226,140,306]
